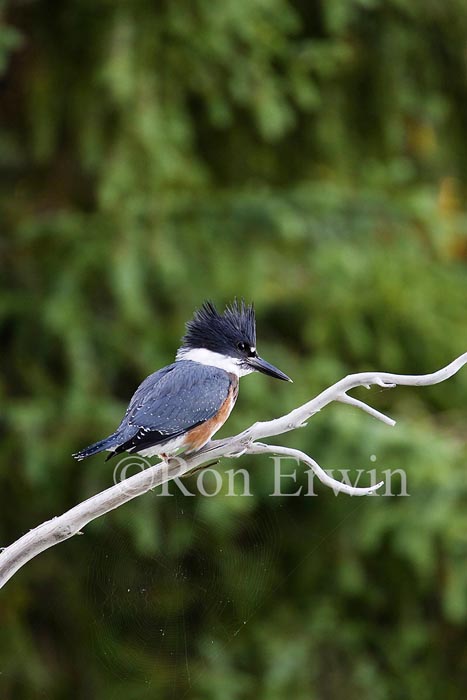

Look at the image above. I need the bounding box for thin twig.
[336,393,396,426]
[247,443,384,495]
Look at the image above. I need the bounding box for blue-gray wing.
[113,360,231,455]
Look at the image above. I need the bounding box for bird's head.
[176,300,292,381]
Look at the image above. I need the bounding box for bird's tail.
[72,433,119,461]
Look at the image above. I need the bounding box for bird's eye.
[237,342,248,353]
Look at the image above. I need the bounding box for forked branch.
[1,353,466,589]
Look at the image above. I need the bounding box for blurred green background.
[2,1,467,698]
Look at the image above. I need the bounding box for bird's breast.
[183,374,239,452]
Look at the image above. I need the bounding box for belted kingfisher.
[73,300,291,462]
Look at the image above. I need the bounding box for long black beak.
[247,355,292,382]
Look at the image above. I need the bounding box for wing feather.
[111,361,231,456]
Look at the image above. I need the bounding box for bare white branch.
[247,443,384,495]
[336,393,396,426]
[1,352,466,589]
